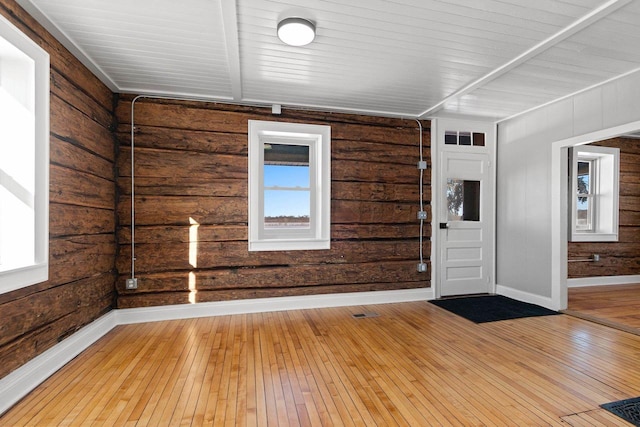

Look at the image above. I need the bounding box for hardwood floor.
[2,301,640,426]
[568,283,640,333]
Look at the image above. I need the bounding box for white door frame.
[550,118,640,310]
[431,117,497,299]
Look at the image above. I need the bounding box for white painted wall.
[497,68,640,310]
[496,128,553,298]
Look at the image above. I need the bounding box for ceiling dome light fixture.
[277,17,316,46]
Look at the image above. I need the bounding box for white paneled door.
[436,120,494,297]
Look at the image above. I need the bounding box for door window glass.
[447,179,480,221]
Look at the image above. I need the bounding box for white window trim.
[569,145,619,242]
[0,14,49,294]
[248,120,330,251]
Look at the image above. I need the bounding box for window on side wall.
[0,15,50,294]
[569,145,619,242]
[248,120,330,251]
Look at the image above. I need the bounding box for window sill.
[249,239,330,252]
[570,233,618,242]
[0,262,48,295]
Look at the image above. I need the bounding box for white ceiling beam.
[498,65,640,124]
[418,0,632,119]
[220,0,242,101]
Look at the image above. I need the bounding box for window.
[447,179,480,221]
[569,145,619,242]
[248,120,330,251]
[575,160,594,231]
[444,130,485,147]
[0,14,49,294]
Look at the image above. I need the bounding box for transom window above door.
[444,130,485,147]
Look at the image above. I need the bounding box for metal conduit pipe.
[128,95,278,284]
[129,95,143,283]
[128,95,426,284]
[127,95,243,282]
[126,95,338,285]
[416,119,426,271]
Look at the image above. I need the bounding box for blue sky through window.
[264,165,310,217]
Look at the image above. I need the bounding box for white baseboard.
[0,311,118,416]
[0,287,433,416]
[496,285,555,311]
[117,287,434,324]
[567,275,640,288]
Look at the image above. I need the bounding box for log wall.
[115,97,430,308]
[0,2,116,379]
[568,137,640,278]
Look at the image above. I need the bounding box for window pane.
[264,165,309,188]
[0,24,49,292]
[473,133,485,147]
[576,196,592,231]
[264,143,309,165]
[577,161,590,194]
[264,190,310,229]
[264,143,310,189]
[447,179,463,220]
[444,131,457,145]
[0,48,36,272]
[0,187,35,270]
[263,143,311,229]
[459,132,472,146]
[447,179,480,221]
[576,160,593,231]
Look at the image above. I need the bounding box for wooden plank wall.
[568,137,640,278]
[0,1,116,380]
[115,97,430,308]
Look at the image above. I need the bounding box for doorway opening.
[552,120,640,319]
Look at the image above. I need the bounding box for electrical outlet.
[417,263,428,273]
[126,278,138,290]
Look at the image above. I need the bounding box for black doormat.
[430,295,559,323]
[601,397,640,426]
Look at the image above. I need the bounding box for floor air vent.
[601,396,640,426]
[352,312,379,319]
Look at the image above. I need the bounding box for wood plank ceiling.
[15,0,640,120]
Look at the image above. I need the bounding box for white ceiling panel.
[14,0,640,120]
[443,0,640,120]
[236,0,605,116]
[27,0,235,98]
